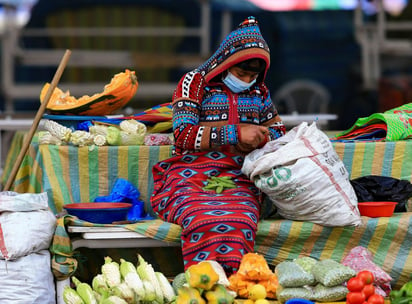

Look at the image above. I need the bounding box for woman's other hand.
[237,124,268,152]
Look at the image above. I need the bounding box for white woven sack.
[0,191,49,211]
[0,192,57,260]
[242,122,361,227]
[0,250,56,304]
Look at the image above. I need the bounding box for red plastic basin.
[357,201,397,217]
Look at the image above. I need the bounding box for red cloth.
[151,151,261,273]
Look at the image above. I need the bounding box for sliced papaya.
[40,69,138,116]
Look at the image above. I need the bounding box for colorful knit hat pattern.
[198,16,271,84]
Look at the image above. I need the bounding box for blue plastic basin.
[64,202,132,224]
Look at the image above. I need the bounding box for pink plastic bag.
[144,133,173,146]
[341,246,392,286]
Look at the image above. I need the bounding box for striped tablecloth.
[2,133,411,213]
[52,212,412,289]
[1,132,172,214]
[2,132,412,288]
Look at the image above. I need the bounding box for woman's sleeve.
[172,71,239,152]
[259,83,286,140]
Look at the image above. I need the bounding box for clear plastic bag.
[313,283,348,302]
[277,286,314,303]
[294,257,318,273]
[311,259,356,287]
[276,260,316,287]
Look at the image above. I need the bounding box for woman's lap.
[151,151,261,270]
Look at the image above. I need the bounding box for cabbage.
[119,120,146,136]
[106,126,121,145]
[120,131,144,145]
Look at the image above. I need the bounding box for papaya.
[40,69,138,116]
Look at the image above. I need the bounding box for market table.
[2,132,411,213]
[2,132,412,303]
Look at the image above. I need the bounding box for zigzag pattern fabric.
[151,151,260,273]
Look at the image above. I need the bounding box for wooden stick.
[3,49,71,191]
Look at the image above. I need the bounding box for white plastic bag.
[242,122,361,226]
[0,191,57,260]
[0,250,56,304]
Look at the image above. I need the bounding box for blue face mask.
[222,71,257,93]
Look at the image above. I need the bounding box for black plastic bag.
[350,175,412,212]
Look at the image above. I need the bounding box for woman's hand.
[236,124,268,153]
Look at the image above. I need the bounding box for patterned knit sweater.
[172,16,285,155]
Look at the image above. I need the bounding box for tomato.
[362,284,376,299]
[347,277,365,292]
[367,294,384,304]
[357,270,375,285]
[346,291,366,304]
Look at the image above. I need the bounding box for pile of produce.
[63,251,396,304]
[39,119,147,147]
[228,252,279,301]
[63,254,175,304]
[346,271,385,304]
[390,281,412,304]
[174,260,235,304]
[202,176,237,193]
[274,257,386,304]
[41,69,138,116]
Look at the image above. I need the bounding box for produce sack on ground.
[0,250,56,304]
[242,122,361,227]
[0,191,56,260]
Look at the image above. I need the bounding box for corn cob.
[119,258,145,299]
[63,285,85,304]
[142,280,156,301]
[156,271,176,303]
[93,134,107,146]
[111,282,136,304]
[92,291,102,303]
[70,130,94,147]
[89,125,109,136]
[136,254,164,303]
[92,274,109,298]
[101,256,122,288]
[43,119,72,142]
[38,131,64,145]
[71,276,97,304]
[100,295,128,304]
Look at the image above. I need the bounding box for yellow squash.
[186,261,219,290]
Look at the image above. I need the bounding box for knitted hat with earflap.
[198,16,270,85]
